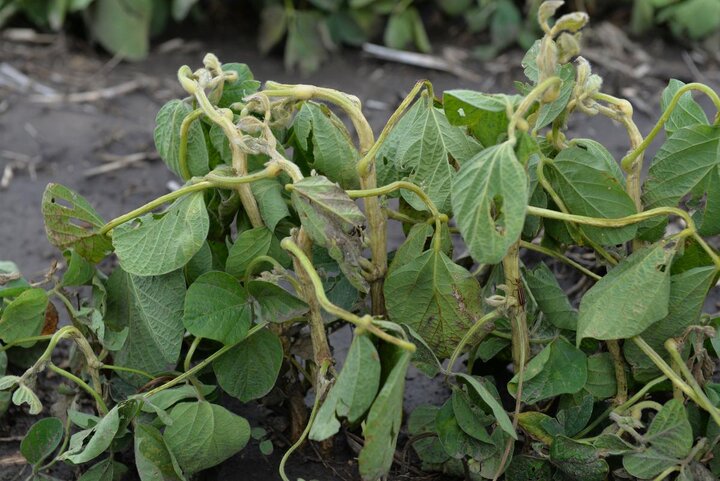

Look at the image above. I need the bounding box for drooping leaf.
[291,101,360,189]
[42,183,113,263]
[310,334,381,441]
[517,411,557,445]
[0,288,49,345]
[141,385,215,414]
[456,373,516,439]
[212,329,283,402]
[451,387,493,444]
[577,242,675,343]
[113,192,209,276]
[550,436,608,481]
[258,6,287,54]
[508,338,587,404]
[247,280,307,323]
[87,0,152,60]
[183,271,250,345]
[62,249,94,287]
[291,176,368,292]
[250,179,290,231]
[164,401,250,475]
[135,423,186,481]
[452,142,528,264]
[21,417,64,465]
[384,249,483,358]
[284,10,328,75]
[61,406,121,464]
[107,268,185,377]
[154,99,209,178]
[661,79,709,135]
[525,261,577,330]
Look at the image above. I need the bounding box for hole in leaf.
[51,197,73,209]
[490,194,505,235]
[656,263,667,273]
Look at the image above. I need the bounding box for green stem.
[99,364,154,380]
[281,238,416,352]
[651,466,680,481]
[0,335,52,352]
[508,76,562,144]
[518,240,601,280]
[447,310,499,373]
[178,109,204,180]
[244,255,285,281]
[48,363,107,415]
[184,337,202,372]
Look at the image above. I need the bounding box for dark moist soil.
[2,17,720,480]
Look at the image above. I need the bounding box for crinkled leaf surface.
[0,287,48,344]
[291,176,368,292]
[61,406,120,464]
[213,329,283,402]
[154,99,209,178]
[183,271,250,344]
[384,249,483,359]
[164,401,250,475]
[584,352,617,399]
[452,142,528,264]
[217,63,261,108]
[577,242,674,342]
[525,262,577,330]
[42,184,113,263]
[113,192,209,276]
[550,436,608,481]
[107,268,185,377]
[508,338,587,404]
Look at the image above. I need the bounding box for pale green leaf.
[88,0,152,60]
[661,79,709,135]
[0,261,30,298]
[154,100,209,178]
[218,63,261,108]
[0,288,48,345]
[78,458,127,481]
[62,406,120,464]
[535,63,575,130]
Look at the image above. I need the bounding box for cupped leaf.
[218,63,261,108]
[452,142,528,264]
[164,401,250,475]
[452,387,493,443]
[0,287,48,345]
[443,90,520,126]
[577,242,675,343]
[544,141,638,245]
[291,101,360,189]
[535,63,575,130]
[61,406,121,464]
[661,79,709,135]
[525,261,577,330]
[291,176,368,292]
[212,328,283,402]
[248,280,308,323]
[62,249,94,287]
[107,268,185,378]
[113,192,209,276]
[384,249,483,359]
[42,184,113,263]
[135,423,186,481]
[154,99,209,178]
[310,334,381,441]
[508,338,587,404]
[12,384,42,414]
[435,399,490,459]
[183,271,250,345]
[21,417,64,465]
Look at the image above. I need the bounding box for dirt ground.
[1,16,720,481]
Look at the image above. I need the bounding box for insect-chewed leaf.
[154,99,209,178]
[577,242,675,343]
[525,261,577,331]
[384,249,483,359]
[643,125,720,236]
[550,436,608,481]
[21,417,64,466]
[291,101,360,189]
[61,406,121,464]
[0,287,49,345]
[623,400,692,479]
[212,329,283,402]
[291,176,369,292]
[113,192,209,276]
[106,267,185,379]
[42,184,113,263]
[183,271,251,345]
[310,334,381,441]
[358,348,411,481]
[164,401,250,475]
[544,140,638,245]
[452,142,528,265]
[507,338,587,405]
[661,79,709,135]
[217,63,261,108]
[135,423,186,481]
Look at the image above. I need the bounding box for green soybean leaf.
[12,384,42,414]
[310,334,381,441]
[456,373,516,440]
[451,387,493,444]
[250,179,290,231]
[535,63,575,130]
[661,79,709,135]
[183,271,250,345]
[21,417,64,465]
[291,101,360,189]
[258,5,287,54]
[164,401,250,475]
[247,280,307,323]
[291,176,368,293]
[522,40,540,82]
[184,241,212,284]
[135,423,186,481]
[113,192,209,276]
[577,242,675,343]
[557,393,594,437]
[78,458,128,481]
[443,90,520,126]
[0,261,30,298]
[544,141,638,245]
[387,223,433,277]
[623,400,692,479]
[517,411,557,445]
[584,352,617,399]
[42,184,113,263]
[624,266,715,381]
[107,268,185,377]
[525,262,577,330]
[506,455,552,481]
[384,249,483,358]
[435,399,489,459]
[87,0,152,60]
[218,63,261,108]
[154,99,209,178]
[284,11,328,75]
[226,227,273,279]
[508,338,587,404]
[358,349,411,481]
[62,249,94,287]
[452,142,528,264]
[550,436,608,481]
[0,288,48,345]
[62,406,120,464]
[141,385,214,414]
[407,405,451,464]
[643,125,720,236]
[213,329,283,402]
